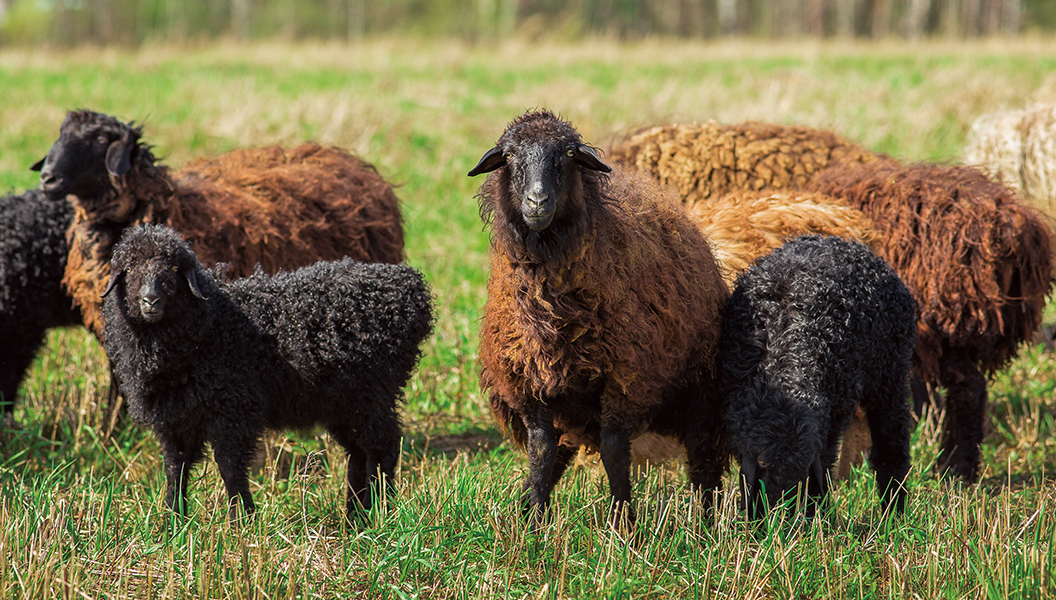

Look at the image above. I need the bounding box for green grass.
[1,37,1055,598]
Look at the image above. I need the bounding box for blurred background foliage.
[0,0,1053,46]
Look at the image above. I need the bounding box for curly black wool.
[719,235,916,520]
[102,224,433,521]
[0,189,80,414]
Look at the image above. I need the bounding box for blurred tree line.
[0,0,1051,46]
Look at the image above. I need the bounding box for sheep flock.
[2,103,1053,528]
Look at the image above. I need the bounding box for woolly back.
[808,161,1054,377]
[179,143,404,265]
[607,121,884,205]
[688,190,880,286]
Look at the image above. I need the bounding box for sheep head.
[469,109,611,236]
[735,389,825,514]
[102,224,208,325]
[33,110,149,205]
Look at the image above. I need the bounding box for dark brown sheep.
[36,109,404,337]
[808,161,1054,482]
[607,121,884,205]
[470,110,729,529]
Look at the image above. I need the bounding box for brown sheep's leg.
[522,404,559,526]
[159,430,205,518]
[599,421,635,531]
[937,352,987,483]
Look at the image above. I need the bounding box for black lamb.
[101,224,434,520]
[719,235,916,520]
[0,188,80,416]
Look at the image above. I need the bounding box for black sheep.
[719,235,916,520]
[101,224,433,520]
[0,188,80,416]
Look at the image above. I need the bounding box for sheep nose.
[39,168,61,192]
[140,287,161,309]
[526,190,548,207]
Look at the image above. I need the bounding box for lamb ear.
[573,144,612,173]
[183,269,208,300]
[30,157,45,172]
[100,269,124,299]
[740,455,758,484]
[105,138,134,177]
[468,147,506,177]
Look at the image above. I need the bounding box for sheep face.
[102,226,207,325]
[469,110,611,233]
[33,110,141,203]
[736,393,824,511]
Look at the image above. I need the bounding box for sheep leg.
[521,405,559,526]
[0,345,38,416]
[682,420,727,511]
[599,421,635,530]
[936,352,986,483]
[863,392,912,513]
[330,421,400,516]
[159,431,205,517]
[210,436,256,520]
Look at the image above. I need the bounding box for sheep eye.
[171,265,179,272]
[566,149,575,157]
[96,135,108,144]
[504,152,513,161]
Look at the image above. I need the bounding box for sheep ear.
[30,157,45,172]
[740,455,758,484]
[100,269,124,299]
[183,269,208,300]
[468,147,506,177]
[105,138,134,177]
[574,145,611,173]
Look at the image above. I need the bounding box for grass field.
[1,37,1055,598]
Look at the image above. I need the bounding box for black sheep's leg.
[805,456,831,520]
[0,344,38,419]
[210,431,258,520]
[599,420,635,530]
[863,391,913,514]
[325,426,369,514]
[936,352,986,483]
[158,430,206,517]
[522,404,558,527]
[739,457,765,521]
[682,415,728,511]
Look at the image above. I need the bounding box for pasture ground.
[1,37,1054,598]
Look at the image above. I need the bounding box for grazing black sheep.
[719,235,916,520]
[470,109,729,530]
[101,224,433,520]
[0,188,80,416]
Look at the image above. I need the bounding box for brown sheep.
[35,110,404,337]
[808,161,1054,482]
[607,121,884,205]
[470,110,729,529]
